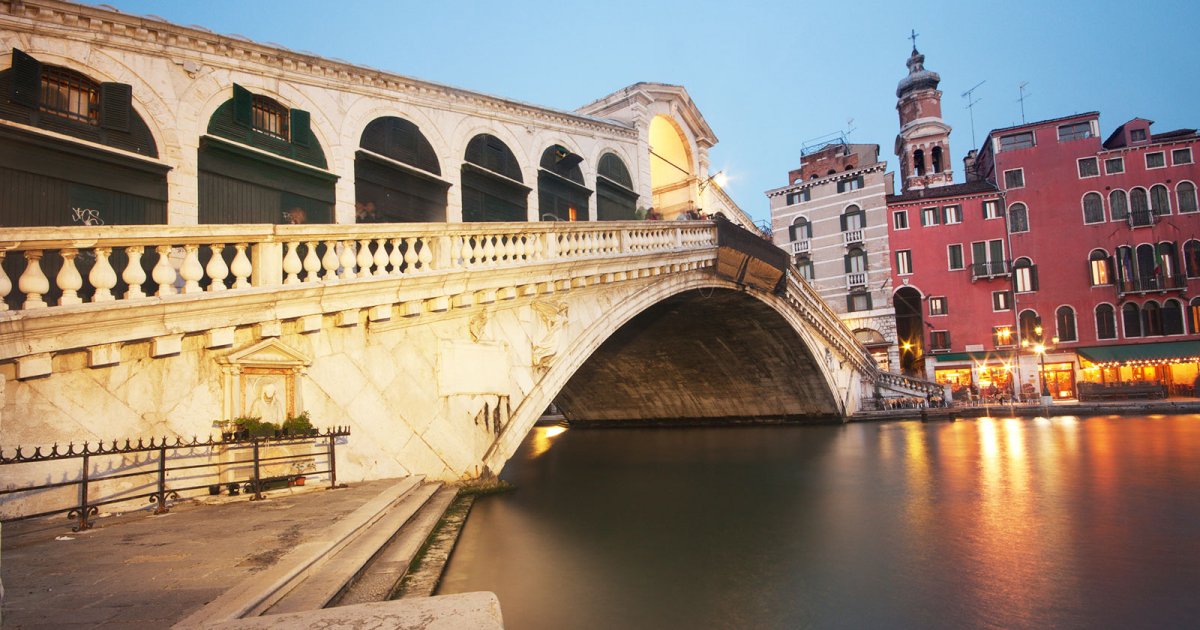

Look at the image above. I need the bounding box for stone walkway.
[1,479,403,629]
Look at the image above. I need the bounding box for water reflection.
[440,416,1200,629]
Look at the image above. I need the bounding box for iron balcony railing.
[788,239,811,255]
[0,427,350,531]
[1117,274,1187,295]
[970,260,1011,280]
[1129,210,1155,227]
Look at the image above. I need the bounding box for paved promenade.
[1,479,402,629]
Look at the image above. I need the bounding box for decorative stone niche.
[216,338,312,423]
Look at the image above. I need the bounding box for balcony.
[970,260,1011,281]
[1129,210,1155,228]
[842,229,864,246]
[846,271,868,288]
[1117,274,1187,296]
[788,239,811,255]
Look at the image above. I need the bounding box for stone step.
[333,485,459,606]
[173,476,424,629]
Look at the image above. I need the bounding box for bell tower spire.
[895,41,953,192]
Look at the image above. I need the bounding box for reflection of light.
[528,425,568,459]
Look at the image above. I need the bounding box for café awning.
[1076,341,1200,366]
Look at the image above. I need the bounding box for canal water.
[437,416,1200,629]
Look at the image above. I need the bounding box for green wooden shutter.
[844,254,852,273]
[233,84,252,127]
[99,82,133,132]
[1031,265,1039,291]
[11,48,41,109]
[839,213,847,231]
[290,108,311,147]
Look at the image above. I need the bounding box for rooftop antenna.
[1017,81,1031,124]
[845,118,857,137]
[962,80,985,148]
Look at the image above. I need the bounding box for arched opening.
[354,116,447,222]
[1109,189,1129,220]
[913,149,925,176]
[1142,300,1163,336]
[1123,302,1142,338]
[1089,249,1112,286]
[789,217,811,241]
[1185,240,1200,277]
[1189,298,1200,334]
[1095,303,1117,340]
[841,205,864,232]
[931,146,943,173]
[1009,203,1029,233]
[649,115,694,220]
[1135,244,1157,288]
[538,145,590,221]
[893,287,924,376]
[1163,299,1185,335]
[1082,192,1105,223]
[1177,181,1197,213]
[596,153,638,220]
[1056,306,1077,342]
[1019,309,1042,343]
[854,328,892,372]
[1150,184,1171,215]
[199,84,334,224]
[461,133,528,222]
[553,289,840,423]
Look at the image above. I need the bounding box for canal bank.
[850,398,1200,422]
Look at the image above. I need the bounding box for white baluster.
[418,237,434,271]
[357,239,374,277]
[0,251,11,310]
[18,250,50,309]
[123,246,147,299]
[339,241,357,279]
[89,247,117,303]
[322,240,340,279]
[152,246,176,297]
[389,238,404,274]
[303,241,321,282]
[403,237,419,272]
[283,241,302,285]
[55,248,83,306]
[180,244,203,294]
[515,235,527,261]
[207,244,229,291]
[483,235,497,265]
[450,235,463,268]
[373,238,388,276]
[230,243,252,289]
[504,235,516,262]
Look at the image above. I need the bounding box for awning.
[931,350,1016,363]
[1076,341,1200,366]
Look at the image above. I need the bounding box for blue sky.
[98,1,1200,224]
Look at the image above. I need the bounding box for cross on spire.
[909,29,919,52]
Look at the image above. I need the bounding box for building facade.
[767,143,899,372]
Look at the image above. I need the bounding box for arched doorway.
[649,115,694,220]
[461,133,528,222]
[355,116,447,222]
[596,152,638,220]
[537,145,590,221]
[894,287,924,376]
[854,328,892,372]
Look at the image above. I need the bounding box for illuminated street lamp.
[1022,326,1059,405]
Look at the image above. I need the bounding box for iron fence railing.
[0,427,350,531]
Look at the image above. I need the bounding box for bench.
[1078,382,1166,401]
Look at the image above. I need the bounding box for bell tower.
[895,42,953,192]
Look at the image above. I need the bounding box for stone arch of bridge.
[482,274,848,474]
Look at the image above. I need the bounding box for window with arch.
[538,145,590,222]
[789,217,812,241]
[1095,304,1117,340]
[1150,184,1171,215]
[1018,309,1042,343]
[1163,299,1185,335]
[913,149,925,176]
[1056,306,1077,342]
[797,259,815,281]
[1190,298,1200,334]
[1109,189,1129,220]
[1158,242,1179,280]
[1009,203,1029,233]
[1142,301,1163,336]
[1122,303,1142,338]
[1135,244,1157,288]
[1130,187,1151,225]
[1178,181,1197,213]
[845,247,868,274]
[1185,240,1200,277]
[1082,192,1105,224]
[596,152,638,220]
[1089,249,1112,286]
[355,116,447,223]
[1014,257,1038,292]
[461,133,528,222]
[931,146,943,173]
[841,205,864,232]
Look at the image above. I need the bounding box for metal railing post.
[153,445,169,514]
[249,438,264,501]
[328,431,338,489]
[70,452,95,531]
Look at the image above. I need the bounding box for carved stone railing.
[876,371,942,395]
[782,269,875,376]
[0,222,717,312]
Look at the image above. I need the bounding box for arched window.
[1095,304,1117,340]
[1089,249,1111,286]
[826,169,837,176]
[462,134,528,222]
[931,146,943,173]
[1142,300,1163,336]
[844,165,856,171]
[596,153,637,220]
[355,116,446,222]
[1122,302,1142,338]
[1190,298,1200,334]
[538,145,590,222]
[1163,299,1185,335]
[1177,181,1198,214]
[1184,240,1200,277]
[1009,203,1029,233]
[1056,306,1077,342]
[913,149,925,176]
[1109,189,1129,220]
[1082,192,1105,224]
[1014,257,1038,292]
[1115,245,1135,290]
[1158,242,1179,280]
[1135,243,1157,288]
[789,217,812,241]
[1150,184,1171,215]
[1019,309,1042,343]
[845,247,868,273]
[841,205,864,232]
[1130,187,1150,225]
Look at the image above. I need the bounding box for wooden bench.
[1078,382,1166,401]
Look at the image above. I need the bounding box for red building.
[884,48,1200,401]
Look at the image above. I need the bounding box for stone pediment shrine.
[217,339,312,423]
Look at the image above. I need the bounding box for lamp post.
[1022,326,1059,405]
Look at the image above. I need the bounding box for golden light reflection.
[528,425,567,459]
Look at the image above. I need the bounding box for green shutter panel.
[920,210,927,227]
[99,82,132,132]
[839,214,847,231]
[290,108,311,147]
[233,83,252,127]
[844,255,852,274]
[11,48,41,109]
[1031,265,1039,291]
